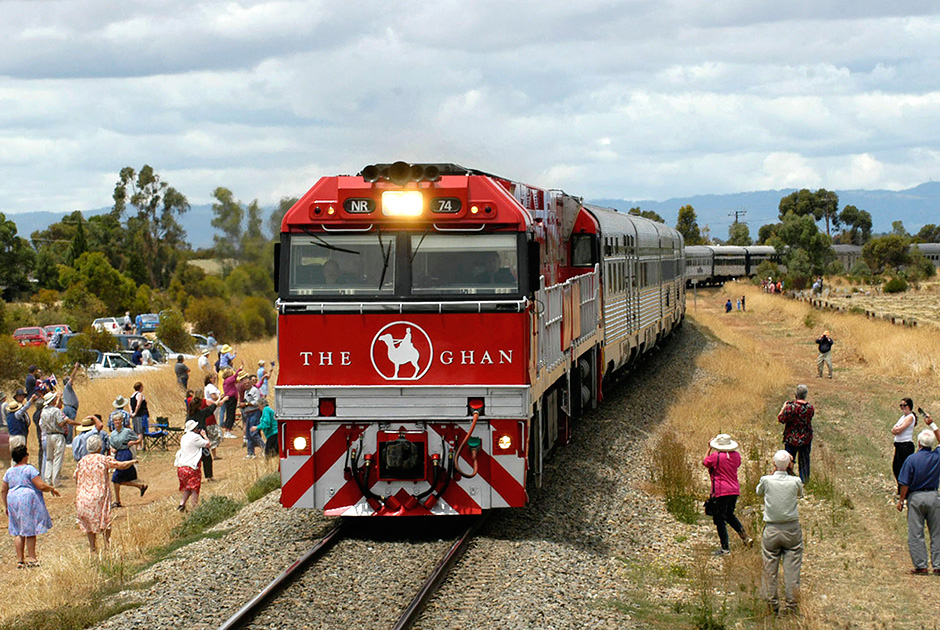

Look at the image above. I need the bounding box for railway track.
[217,515,487,630]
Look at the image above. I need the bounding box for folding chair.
[141,417,168,451]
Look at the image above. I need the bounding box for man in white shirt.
[198,350,211,372]
[756,450,804,616]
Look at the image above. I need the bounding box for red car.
[12,327,50,346]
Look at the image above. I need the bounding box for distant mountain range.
[6,182,939,248]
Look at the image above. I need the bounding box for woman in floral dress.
[74,434,137,552]
[1,445,60,568]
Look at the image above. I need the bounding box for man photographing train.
[815,330,834,379]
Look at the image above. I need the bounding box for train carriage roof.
[582,203,682,247]
[743,245,777,255]
[914,242,940,254]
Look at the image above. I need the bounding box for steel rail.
[391,515,488,630]
[216,521,345,630]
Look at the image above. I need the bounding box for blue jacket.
[7,409,29,437]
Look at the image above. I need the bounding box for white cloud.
[1,1,940,219]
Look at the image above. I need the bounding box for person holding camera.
[891,398,918,495]
[778,385,814,483]
[702,433,752,556]
[757,450,804,615]
[815,331,834,378]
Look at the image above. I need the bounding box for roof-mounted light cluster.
[361,161,442,185]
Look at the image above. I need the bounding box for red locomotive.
[275,162,685,516]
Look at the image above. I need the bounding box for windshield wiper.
[410,225,432,263]
[377,228,393,290]
[300,227,360,255]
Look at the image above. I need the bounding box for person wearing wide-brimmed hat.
[39,390,71,487]
[703,433,752,556]
[198,349,212,373]
[6,390,38,451]
[174,419,209,512]
[219,344,236,370]
[107,396,147,508]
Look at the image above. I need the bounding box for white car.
[92,317,122,334]
[87,351,159,379]
[156,341,197,360]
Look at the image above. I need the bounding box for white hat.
[709,434,739,452]
[201,349,210,356]
[258,359,265,366]
[42,391,57,405]
[184,419,199,433]
[113,395,127,408]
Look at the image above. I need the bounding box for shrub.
[62,333,99,366]
[32,289,60,308]
[82,325,119,352]
[883,277,908,293]
[849,260,872,278]
[186,297,237,342]
[242,296,276,337]
[0,337,66,384]
[158,309,194,352]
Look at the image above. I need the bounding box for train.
[684,245,781,286]
[274,162,685,516]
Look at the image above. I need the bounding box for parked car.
[53,333,82,353]
[114,335,166,364]
[155,340,196,361]
[92,317,121,334]
[13,327,50,346]
[191,333,210,351]
[137,313,159,333]
[86,351,159,379]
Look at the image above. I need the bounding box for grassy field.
[0,338,278,624]
[626,284,940,629]
[817,277,940,329]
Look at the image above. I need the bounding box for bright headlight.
[293,436,308,451]
[497,434,513,450]
[382,190,423,216]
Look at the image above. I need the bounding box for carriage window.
[571,234,595,267]
[288,234,396,296]
[411,233,519,295]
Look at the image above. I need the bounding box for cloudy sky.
[2,0,940,219]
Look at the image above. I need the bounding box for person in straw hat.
[198,349,212,373]
[107,396,147,508]
[39,390,73,487]
[703,433,752,556]
[174,419,210,512]
[218,344,236,370]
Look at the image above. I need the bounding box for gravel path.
[92,323,712,630]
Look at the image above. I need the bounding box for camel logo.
[370,321,433,381]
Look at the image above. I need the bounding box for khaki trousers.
[816,351,832,377]
[762,520,802,610]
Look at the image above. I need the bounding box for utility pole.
[728,209,747,224]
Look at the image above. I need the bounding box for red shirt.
[703,451,742,497]
[778,400,814,446]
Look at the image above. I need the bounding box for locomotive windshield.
[411,234,519,295]
[287,234,396,296]
[284,231,524,299]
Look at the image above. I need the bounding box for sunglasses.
[900,403,909,408]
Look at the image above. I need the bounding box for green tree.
[915,224,940,243]
[771,211,834,280]
[757,223,779,245]
[0,213,36,298]
[59,252,137,313]
[112,165,190,288]
[727,221,753,246]
[211,187,245,261]
[268,196,298,238]
[676,205,705,245]
[778,188,841,236]
[862,235,911,274]
[628,207,665,223]
[834,205,872,245]
[66,215,88,265]
[891,221,909,238]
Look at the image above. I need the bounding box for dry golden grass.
[0,338,277,624]
[821,277,940,330]
[648,282,940,629]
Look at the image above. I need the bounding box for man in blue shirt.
[896,427,940,574]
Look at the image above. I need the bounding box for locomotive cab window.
[411,233,520,295]
[287,234,396,296]
[571,234,597,267]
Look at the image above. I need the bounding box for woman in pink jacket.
[703,433,752,555]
